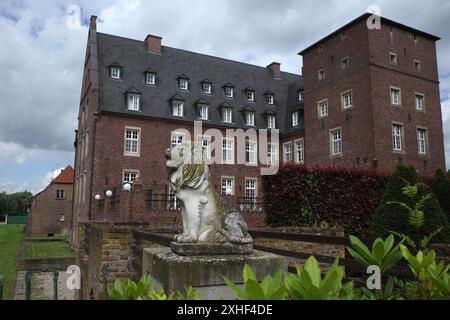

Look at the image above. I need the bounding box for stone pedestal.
[170,242,253,256]
[142,247,287,300]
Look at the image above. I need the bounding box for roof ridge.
[97,32,302,78]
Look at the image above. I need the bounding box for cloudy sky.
[0,0,449,194]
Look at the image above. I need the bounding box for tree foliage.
[0,191,33,220]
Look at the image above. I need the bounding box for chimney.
[90,15,97,30]
[145,34,162,54]
[267,62,281,79]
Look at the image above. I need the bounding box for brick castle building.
[27,166,74,236]
[70,13,446,239]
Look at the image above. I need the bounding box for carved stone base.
[142,247,287,299]
[170,241,253,256]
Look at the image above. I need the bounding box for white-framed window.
[267,115,276,129]
[59,213,65,222]
[390,52,398,65]
[110,67,121,79]
[197,135,211,162]
[294,138,304,164]
[171,132,184,148]
[179,78,189,91]
[283,142,292,163]
[330,128,342,156]
[318,99,328,118]
[172,101,184,117]
[267,144,278,166]
[414,60,422,71]
[247,91,255,102]
[203,83,212,94]
[124,128,140,156]
[267,95,274,105]
[292,111,299,127]
[123,170,139,183]
[245,141,257,165]
[245,112,255,126]
[298,90,304,102]
[221,177,234,195]
[390,87,401,106]
[222,108,233,123]
[127,94,140,111]
[225,87,234,98]
[417,128,427,155]
[56,190,65,199]
[341,57,349,69]
[341,90,353,109]
[222,138,234,164]
[392,123,403,152]
[245,179,257,200]
[146,72,156,85]
[318,69,325,80]
[415,94,425,111]
[199,105,209,120]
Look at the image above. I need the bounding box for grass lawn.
[0,224,25,299]
[24,240,74,259]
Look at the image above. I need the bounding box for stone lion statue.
[165,142,253,245]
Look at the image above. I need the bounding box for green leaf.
[243,264,257,281]
[372,238,386,265]
[304,256,321,287]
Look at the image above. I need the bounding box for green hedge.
[370,165,449,242]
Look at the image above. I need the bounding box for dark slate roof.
[97,32,304,133]
[299,13,440,55]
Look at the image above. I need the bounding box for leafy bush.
[284,256,355,300]
[108,275,201,300]
[224,265,285,300]
[370,165,449,243]
[432,169,450,221]
[263,164,389,237]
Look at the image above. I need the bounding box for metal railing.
[144,191,181,211]
[237,197,264,212]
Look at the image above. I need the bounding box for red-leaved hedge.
[263,163,391,238]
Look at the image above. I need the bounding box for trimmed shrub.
[263,163,389,238]
[432,169,450,221]
[370,165,449,242]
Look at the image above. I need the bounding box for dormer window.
[110,67,121,79]
[179,79,188,90]
[178,75,189,91]
[172,101,184,117]
[298,90,304,102]
[245,112,255,126]
[223,84,234,98]
[266,93,274,105]
[246,90,255,102]
[199,104,209,120]
[145,72,156,85]
[267,115,276,129]
[127,94,140,111]
[222,108,233,123]
[125,88,141,111]
[292,111,299,127]
[202,81,212,95]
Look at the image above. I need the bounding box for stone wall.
[77,222,147,300]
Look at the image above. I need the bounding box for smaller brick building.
[27,166,74,236]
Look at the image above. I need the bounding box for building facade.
[300,13,445,175]
[27,166,74,236]
[71,14,446,239]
